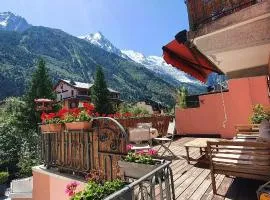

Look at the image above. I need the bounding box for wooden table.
[184,138,220,164]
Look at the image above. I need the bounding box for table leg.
[185,146,190,164]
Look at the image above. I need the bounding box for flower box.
[40,124,62,133]
[118,159,163,179]
[65,121,92,131]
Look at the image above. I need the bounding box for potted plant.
[250,104,270,124]
[0,171,9,196]
[118,145,163,179]
[64,103,95,131]
[66,170,132,200]
[40,111,64,133]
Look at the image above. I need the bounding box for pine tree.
[91,66,113,114]
[24,59,55,125]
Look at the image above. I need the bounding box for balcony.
[186,0,258,30]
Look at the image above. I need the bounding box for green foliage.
[23,58,55,128]
[0,172,9,184]
[71,179,125,200]
[0,59,55,178]
[0,97,25,178]
[176,87,188,109]
[91,66,113,114]
[250,104,270,124]
[118,103,149,115]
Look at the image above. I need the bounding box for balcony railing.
[105,160,175,200]
[186,0,258,30]
[41,116,173,178]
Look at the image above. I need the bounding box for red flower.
[69,108,80,117]
[94,112,100,117]
[107,114,114,118]
[56,108,69,119]
[83,102,95,113]
[102,113,107,117]
[41,112,48,122]
[123,112,132,118]
[114,112,121,118]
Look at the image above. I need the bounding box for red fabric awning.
[162,39,223,82]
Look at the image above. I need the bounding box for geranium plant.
[124,144,158,165]
[66,169,127,200]
[63,103,95,123]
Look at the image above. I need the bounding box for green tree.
[0,97,25,178]
[91,66,113,114]
[177,87,188,109]
[23,58,55,128]
[16,58,55,177]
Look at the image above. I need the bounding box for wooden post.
[207,142,217,194]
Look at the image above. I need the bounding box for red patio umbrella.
[162,31,223,82]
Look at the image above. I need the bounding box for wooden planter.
[65,121,92,131]
[40,124,62,133]
[118,159,163,179]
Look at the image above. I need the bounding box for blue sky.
[1,0,189,56]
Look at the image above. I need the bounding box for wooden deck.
[160,137,265,200]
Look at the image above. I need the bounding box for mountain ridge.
[0,12,207,106]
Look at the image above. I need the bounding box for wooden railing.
[41,115,173,178]
[186,0,258,30]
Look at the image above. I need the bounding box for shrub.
[250,104,270,124]
[0,172,9,184]
[69,179,125,200]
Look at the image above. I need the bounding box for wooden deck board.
[155,137,266,200]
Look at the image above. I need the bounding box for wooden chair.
[207,140,270,194]
[154,120,176,157]
[128,127,152,151]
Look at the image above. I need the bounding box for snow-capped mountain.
[78,32,129,60]
[121,50,199,84]
[0,12,31,32]
[79,31,205,89]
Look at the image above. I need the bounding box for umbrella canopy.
[162,30,223,82]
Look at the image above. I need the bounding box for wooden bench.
[235,124,260,139]
[207,140,270,194]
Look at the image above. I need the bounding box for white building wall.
[55,82,78,101]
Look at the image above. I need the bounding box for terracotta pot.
[40,124,62,133]
[118,159,163,179]
[65,121,92,131]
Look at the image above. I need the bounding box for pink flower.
[126,144,133,151]
[65,181,79,197]
[137,150,146,155]
[148,149,158,156]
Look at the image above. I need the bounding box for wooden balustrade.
[41,115,173,179]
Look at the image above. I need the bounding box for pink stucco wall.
[32,167,85,200]
[175,76,270,138]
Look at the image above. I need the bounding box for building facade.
[54,79,121,109]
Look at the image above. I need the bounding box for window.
[60,94,62,100]
[60,83,63,89]
[71,90,74,96]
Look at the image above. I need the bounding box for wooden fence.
[41,115,173,179]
